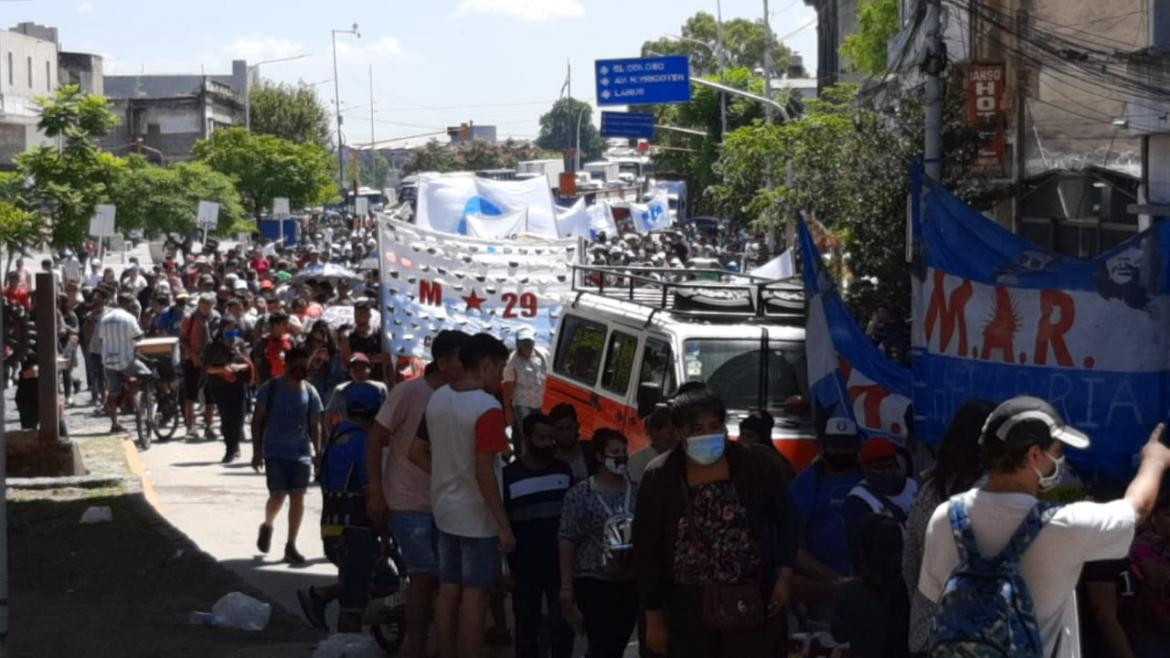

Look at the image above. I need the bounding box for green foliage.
[536,98,604,162]
[712,83,992,317]
[15,85,120,247]
[107,156,245,235]
[194,128,337,218]
[841,0,901,77]
[225,218,259,235]
[248,82,331,148]
[0,201,47,256]
[649,67,769,214]
[640,12,789,77]
[357,152,393,189]
[402,140,455,175]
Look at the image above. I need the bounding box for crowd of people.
[6,212,1170,658]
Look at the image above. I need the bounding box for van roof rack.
[571,264,804,322]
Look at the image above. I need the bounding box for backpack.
[930,496,1057,658]
[591,477,634,575]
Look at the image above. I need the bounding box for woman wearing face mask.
[632,384,798,658]
[557,428,639,658]
[203,318,253,464]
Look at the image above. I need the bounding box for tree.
[498,139,546,167]
[454,140,504,171]
[536,98,604,162]
[107,156,245,235]
[358,152,393,189]
[401,140,456,175]
[0,201,47,265]
[841,0,902,77]
[640,12,789,77]
[15,85,120,247]
[248,82,331,148]
[712,83,993,317]
[194,128,337,218]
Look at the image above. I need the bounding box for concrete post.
[34,272,59,443]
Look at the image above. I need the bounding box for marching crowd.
[6,213,1170,658]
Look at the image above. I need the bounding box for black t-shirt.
[502,459,573,556]
[1078,558,1138,657]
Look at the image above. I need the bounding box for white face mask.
[1033,451,1065,492]
[603,457,627,476]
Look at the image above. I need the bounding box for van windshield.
[683,339,808,414]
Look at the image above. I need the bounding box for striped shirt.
[502,459,573,553]
[99,307,143,370]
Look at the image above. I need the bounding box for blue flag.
[911,168,1170,476]
[799,219,913,439]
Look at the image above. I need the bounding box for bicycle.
[132,337,182,450]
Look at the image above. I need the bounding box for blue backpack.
[930,496,1057,658]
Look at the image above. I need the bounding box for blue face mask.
[224,330,240,342]
[684,433,726,466]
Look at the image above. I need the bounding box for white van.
[543,265,819,471]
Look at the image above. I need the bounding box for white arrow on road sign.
[599,66,608,75]
[601,90,611,100]
[600,77,610,86]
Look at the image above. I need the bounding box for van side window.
[638,338,676,397]
[601,331,638,395]
[554,315,606,385]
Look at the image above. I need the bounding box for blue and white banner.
[415,173,560,238]
[631,192,672,233]
[377,218,577,358]
[911,169,1170,476]
[799,220,913,439]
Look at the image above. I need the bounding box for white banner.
[89,204,116,237]
[631,192,672,233]
[587,201,619,239]
[377,217,578,358]
[416,172,560,238]
[750,250,795,280]
[196,201,220,229]
[556,198,590,238]
[466,209,528,239]
[272,197,290,219]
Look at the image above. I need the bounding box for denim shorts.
[265,458,310,494]
[389,511,438,576]
[436,530,500,588]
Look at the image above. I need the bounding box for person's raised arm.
[1126,423,1170,523]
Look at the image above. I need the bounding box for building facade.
[0,23,60,166]
[101,60,247,163]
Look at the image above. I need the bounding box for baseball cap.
[233,279,247,291]
[516,327,535,342]
[197,292,216,305]
[821,417,859,442]
[348,352,371,365]
[175,290,190,300]
[344,381,383,415]
[861,437,898,464]
[981,395,1090,450]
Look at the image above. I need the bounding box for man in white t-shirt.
[410,333,513,658]
[501,326,548,450]
[363,330,467,658]
[919,396,1170,658]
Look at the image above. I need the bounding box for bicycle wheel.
[135,385,152,450]
[154,385,181,441]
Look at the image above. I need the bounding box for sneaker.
[296,587,328,631]
[284,543,306,565]
[257,524,273,554]
[109,423,127,434]
[221,451,240,464]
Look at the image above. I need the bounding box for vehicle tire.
[371,606,405,654]
[135,386,152,451]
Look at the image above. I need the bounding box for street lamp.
[245,53,311,131]
[332,23,361,197]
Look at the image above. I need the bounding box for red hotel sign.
[966,63,1007,177]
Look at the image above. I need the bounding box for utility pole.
[762,0,773,124]
[332,24,361,202]
[369,64,375,149]
[923,0,945,182]
[716,0,728,139]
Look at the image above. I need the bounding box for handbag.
[701,578,765,632]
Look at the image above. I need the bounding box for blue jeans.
[436,530,499,588]
[388,511,438,575]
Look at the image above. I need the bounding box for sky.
[5,0,818,147]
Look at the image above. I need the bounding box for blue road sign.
[595,55,691,106]
[600,112,655,139]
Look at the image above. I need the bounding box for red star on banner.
[463,290,486,312]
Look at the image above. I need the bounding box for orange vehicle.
[543,264,820,471]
